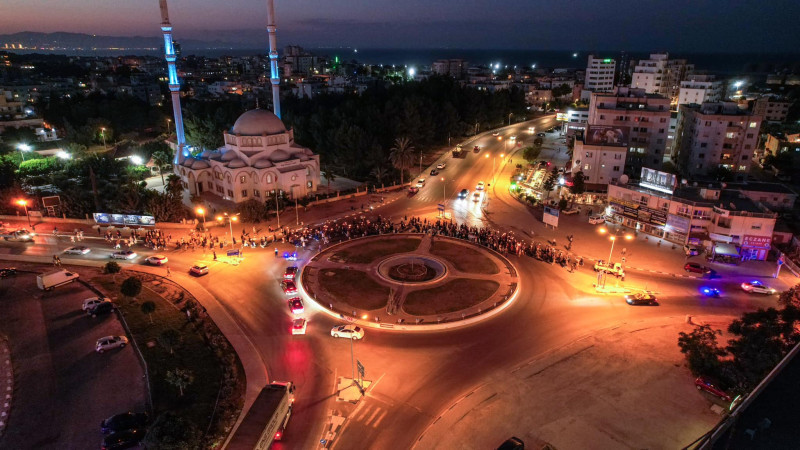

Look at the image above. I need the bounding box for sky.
[2,0,800,53]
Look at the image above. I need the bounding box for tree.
[158,328,181,355]
[151,149,173,185]
[522,145,541,163]
[542,167,559,200]
[370,165,389,185]
[389,137,415,186]
[320,162,336,192]
[165,368,194,397]
[677,324,726,378]
[120,276,142,301]
[557,198,568,210]
[184,115,223,151]
[570,171,586,196]
[141,301,156,324]
[143,412,202,450]
[103,261,121,274]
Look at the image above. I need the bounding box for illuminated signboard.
[639,167,677,194]
[585,125,629,147]
[556,112,568,121]
[603,59,613,63]
[93,213,156,226]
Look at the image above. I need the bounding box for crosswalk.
[350,400,389,428]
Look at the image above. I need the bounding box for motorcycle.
[701,287,721,298]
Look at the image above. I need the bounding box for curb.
[0,336,13,437]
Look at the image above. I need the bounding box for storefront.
[665,214,690,244]
[740,235,771,261]
[711,242,740,264]
[608,197,668,240]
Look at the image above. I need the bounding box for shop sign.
[742,235,771,249]
[667,214,691,233]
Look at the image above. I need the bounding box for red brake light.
[275,431,282,440]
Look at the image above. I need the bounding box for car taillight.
[275,431,282,440]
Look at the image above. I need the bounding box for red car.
[283,266,298,280]
[694,376,732,402]
[281,280,298,296]
[684,262,711,274]
[288,297,304,314]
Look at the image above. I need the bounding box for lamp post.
[166,118,172,134]
[508,113,513,126]
[274,189,281,229]
[599,227,633,263]
[100,127,107,149]
[195,207,206,231]
[16,199,31,228]
[17,143,31,161]
[217,213,239,248]
[440,177,446,217]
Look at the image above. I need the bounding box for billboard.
[93,213,156,226]
[640,167,677,194]
[742,235,771,249]
[609,197,668,227]
[556,112,569,122]
[543,206,559,227]
[585,125,629,147]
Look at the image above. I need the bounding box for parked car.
[110,250,137,260]
[145,255,168,265]
[64,246,91,255]
[101,428,145,450]
[96,335,128,353]
[684,244,700,256]
[288,297,304,314]
[684,262,711,274]
[476,181,485,190]
[283,266,298,279]
[437,162,447,169]
[458,189,469,199]
[331,324,365,340]
[291,318,307,335]
[189,264,209,276]
[561,208,579,215]
[87,301,115,317]
[430,169,439,176]
[82,296,111,311]
[281,280,298,295]
[101,412,148,434]
[588,215,605,225]
[0,267,16,278]
[740,280,777,294]
[625,293,658,306]
[694,376,732,402]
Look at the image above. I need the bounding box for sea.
[12,47,800,75]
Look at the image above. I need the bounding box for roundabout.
[300,233,519,329]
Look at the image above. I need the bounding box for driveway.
[0,265,146,449]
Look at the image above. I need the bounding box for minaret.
[266,0,281,118]
[158,0,186,165]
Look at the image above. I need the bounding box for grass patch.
[319,269,390,310]
[430,241,499,274]
[332,237,421,263]
[403,279,499,315]
[91,271,244,448]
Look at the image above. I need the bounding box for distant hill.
[0,31,241,51]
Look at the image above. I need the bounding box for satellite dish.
[681,179,688,185]
[721,182,727,189]
[619,174,629,184]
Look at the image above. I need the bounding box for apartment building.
[631,53,694,104]
[675,102,762,180]
[583,55,616,93]
[570,137,627,190]
[432,59,468,79]
[752,96,792,123]
[677,74,723,106]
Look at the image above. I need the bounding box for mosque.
[159,0,320,202]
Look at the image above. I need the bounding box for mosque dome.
[230,109,287,136]
[269,149,290,162]
[226,158,247,169]
[221,150,238,161]
[190,159,210,170]
[253,158,274,169]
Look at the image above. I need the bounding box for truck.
[593,260,625,279]
[227,382,295,450]
[37,269,80,290]
[0,228,35,242]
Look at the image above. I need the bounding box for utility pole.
[275,189,281,229]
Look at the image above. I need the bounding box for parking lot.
[0,265,146,449]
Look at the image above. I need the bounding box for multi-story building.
[0,88,43,132]
[631,53,694,104]
[675,102,762,181]
[588,87,671,171]
[431,59,467,79]
[570,138,627,190]
[764,132,800,156]
[752,96,792,123]
[677,74,723,106]
[607,176,777,260]
[583,55,615,95]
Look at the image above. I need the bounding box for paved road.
[0,115,794,449]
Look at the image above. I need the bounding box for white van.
[37,269,80,290]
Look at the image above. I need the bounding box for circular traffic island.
[301,234,519,329]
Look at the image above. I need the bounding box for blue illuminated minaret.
[159,0,186,165]
[266,0,281,118]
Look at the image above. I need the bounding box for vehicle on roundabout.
[189,264,209,276]
[492,132,500,137]
[82,296,111,311]
[594,260,625,278]
[430,169,439,176]
[331,324,364,340]
[476,181,485,190]
[684,262,711,275]
[288,297,304,314]
[416,178,425,188]
[283,251,298,261]
[283,266,298,279]
[64,246,91,255]
[588,215,605,225]
[473,146,480,153]
[472,192,481,202]
[437,162,446,170]
[684,244,700,256]
[458,189,469,199]
[740,280,777,294]
[281,280,298,295]
[0,267,17,278]
[408,186,419,194]
[701,287,721,297]
[291,318,307,335]
[625,293,658,305]
[101,412,148,434]
[145,255,168,265]
[110,250,137,260]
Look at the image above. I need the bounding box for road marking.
[363,407,381,425]
[371,410,388,428]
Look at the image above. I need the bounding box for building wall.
[571,140,626,186]
[753,97,791,122]
[584,55,615,92]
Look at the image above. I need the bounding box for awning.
[713,242,739,257]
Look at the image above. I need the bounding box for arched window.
[305,166,311,176]
[266,174,273,184]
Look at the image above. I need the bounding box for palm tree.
[389,137,415,186]
[151,149,173,185]
[370,165,389,185]
[321,163,337,193]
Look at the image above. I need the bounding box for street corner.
[336,377,372,403]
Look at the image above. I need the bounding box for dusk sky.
[3,0,800,52]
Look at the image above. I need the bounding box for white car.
[588,215,605,225]
[331,324,365,340]
[510,135,517,141]
[145,255,169,265]
[492,132,500,137]
[82,296,111,311]
[96,335,128,353]
[740,280,777,294]
[476,181,485,190]
[291,318,308,335]
[64,246,91,255]
[110,250,137,260]
[416,178,425,188]
[684,245,700,256]
[437,163,446,170]
[190,264,209,276]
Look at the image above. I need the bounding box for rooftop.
[727,182,797,195]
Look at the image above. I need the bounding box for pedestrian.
[166,266,171,277]
[213,251,217,261]
[275,247,279,257]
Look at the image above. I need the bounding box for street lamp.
[100,127,107,149]
[216,213,239,248]
[440,177,446,217]
[598,227,633,263]
[508,113,513,126]
[17,143,31,161]
[195,207,206,231]
[16,199,32,228]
